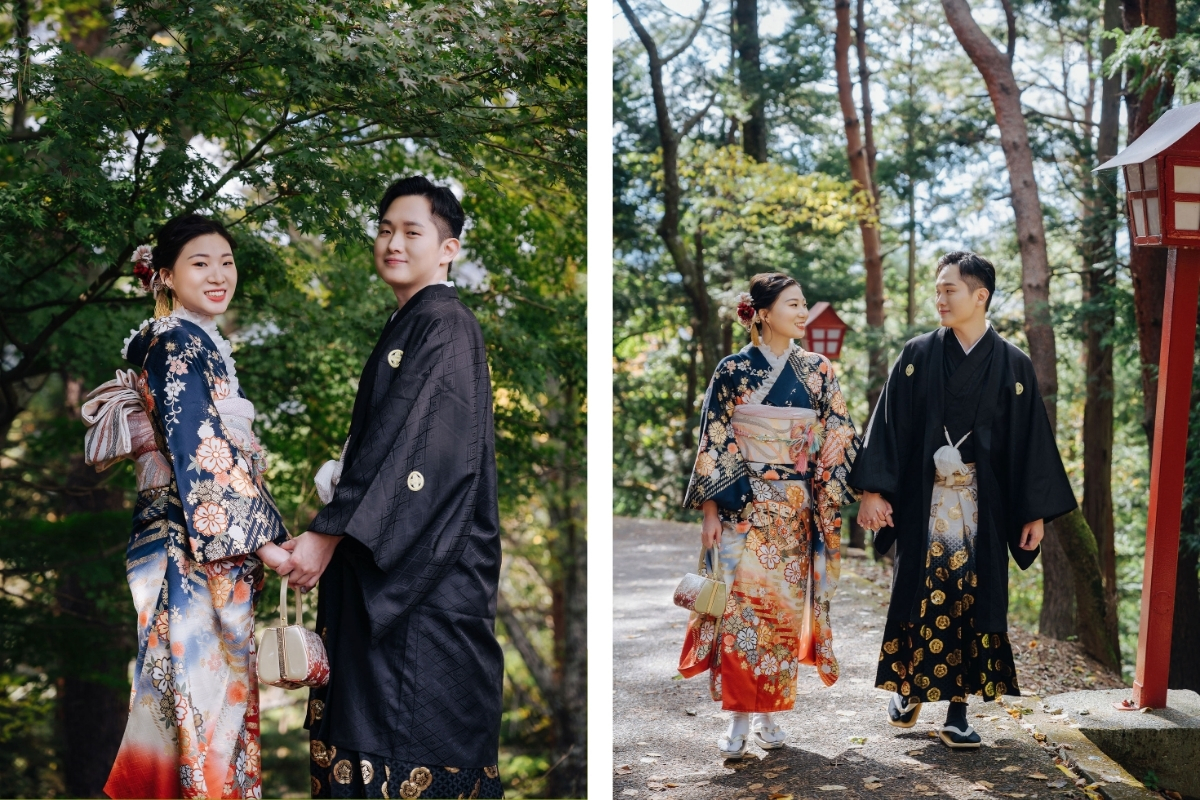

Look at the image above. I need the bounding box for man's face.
[374,194,460,291]
[935,263,989,328]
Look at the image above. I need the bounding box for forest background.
[0,1,586,798]
[614,0,1200,695]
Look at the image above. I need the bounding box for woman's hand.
[858,491,894,531]
[257,541,291,573]
[1019,518,1044,550]
[701,500,723,549]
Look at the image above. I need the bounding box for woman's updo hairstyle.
[736,272,801,346]
[141,215,236,318]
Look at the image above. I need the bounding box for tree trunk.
[1123,0,1175,447]
[1169,535,1200,690]
[833,0,886,414]
[1077,0,1122,666]
[617,0,721,381]
[56,377,131,797]
[1053,509,1121,671]
[733,0,767,161]
[939,0,1076,637]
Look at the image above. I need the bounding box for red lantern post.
[804,302,849,360]
[1097,102,1200,709]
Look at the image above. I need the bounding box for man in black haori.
[850,251,1076,750]
[279,177,504,798]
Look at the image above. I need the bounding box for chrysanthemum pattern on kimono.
[681,345,860,706]
[105,315,288,800]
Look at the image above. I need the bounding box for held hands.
[1019,518,1045,551]
[858,491,894,531]
[276,531,342,592]
[256,542,291,573]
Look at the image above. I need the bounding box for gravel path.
[613,516,1100,800]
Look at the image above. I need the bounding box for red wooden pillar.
[1132,248,1200,708]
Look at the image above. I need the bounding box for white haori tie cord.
[933,427,972,481]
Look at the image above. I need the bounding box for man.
[850,251,1075,750]
[280,176,504,798]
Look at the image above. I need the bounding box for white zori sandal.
[718,713,751,759]
[750,713,787,749]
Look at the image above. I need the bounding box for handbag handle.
[279,575,304,627]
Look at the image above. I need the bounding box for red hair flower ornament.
[130,245,154,293]
[735,292,756,330]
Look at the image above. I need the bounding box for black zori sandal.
[939,723,982,749]
[887,693,922,728]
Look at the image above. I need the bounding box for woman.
[83,215,291,799]
[681,273,860,758]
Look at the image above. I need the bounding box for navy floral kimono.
[682,343,860,708]
[104,313,288,800]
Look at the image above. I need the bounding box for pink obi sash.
[730,405,823,475]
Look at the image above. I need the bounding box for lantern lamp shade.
[804,301,850,360]
[1096,102,1200,248]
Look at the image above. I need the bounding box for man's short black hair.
[377,175,466,241]
[937,250,996,310]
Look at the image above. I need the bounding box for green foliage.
[0,0,585,796]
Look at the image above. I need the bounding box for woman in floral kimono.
[83,215,291,799]
[682,273,860,758]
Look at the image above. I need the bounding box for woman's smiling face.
[761,284,809,340]
[161,233,237,316]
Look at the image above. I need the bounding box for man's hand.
[277,531,342,592]
[858,491,894,531]
[1019,518,1044,551]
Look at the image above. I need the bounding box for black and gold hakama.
[875,465,1018,703]
[309,738,502,799]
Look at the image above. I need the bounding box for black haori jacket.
[848,326,1077,632]
[305,284,503,767]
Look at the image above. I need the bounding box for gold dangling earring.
[750,312,762,347]
[153,284,172,319]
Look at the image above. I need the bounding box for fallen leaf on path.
[1047,780,1067,788]
[639,758,656,764]
[621,791,638,796]
[849,736,868,744]
[748,783,764,790]
[615,764,633,774]
[645,752,663,757]
[907,750,923,756]
[1000,766,1019,772]
[768,794,793,800]
[914,784,929,791]
[864,783,883,790]
[975,780,994,789]
[767,785,784,792]
[817,786,847,791]
[764,772,777,779]
[1026,772,1048,780]
[864,776,880,782]
[685,708,697,716]
[1002,794,1028,798]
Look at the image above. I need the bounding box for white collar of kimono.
[954,321,991,356]
[743,341,796,405]
[168,306,241,397]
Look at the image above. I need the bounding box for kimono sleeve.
[848,352,911,496]
[310,315,487,628]
[812,356,860,509]
[682,363,751,514]
[143,325,288,563]
[1010,365,1077,527]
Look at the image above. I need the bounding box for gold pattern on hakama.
[875,465,1019,703]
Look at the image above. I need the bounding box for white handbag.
[256,576,330,689]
